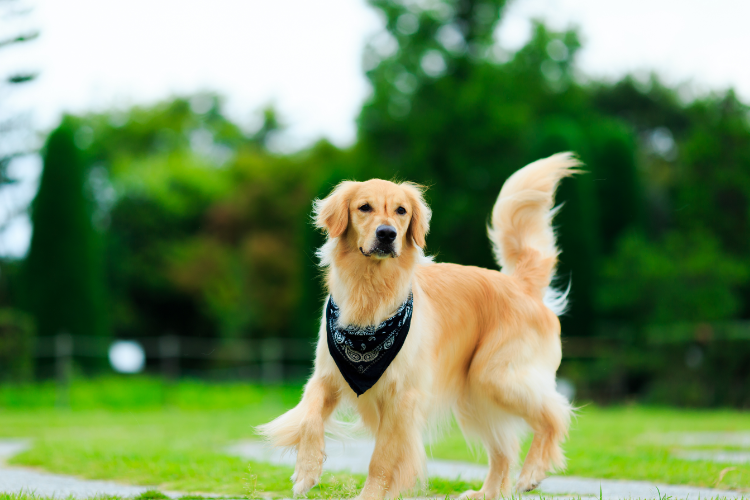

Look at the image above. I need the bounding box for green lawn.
[0,379,370,497]
[431,405,750,491]
[0,378,748,497]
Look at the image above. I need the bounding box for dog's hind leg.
[472,368,572,493]
[256,374,340,496]
[457,444,514,500]
[455,403,522,500]
[514,389,571,493]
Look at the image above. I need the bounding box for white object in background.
[108,340,145,373]
[556,377,576,402]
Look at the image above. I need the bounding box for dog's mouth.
[360,245,397,259]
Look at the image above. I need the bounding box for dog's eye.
[359,204,372,213]
[396,207,407,215]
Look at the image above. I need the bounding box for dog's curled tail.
[488,152,580,313]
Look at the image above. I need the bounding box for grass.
[0,380,367,497]
[430,404,750,491]
[0,377,749,496]
[0,377,477,497]
[0,491,748,500]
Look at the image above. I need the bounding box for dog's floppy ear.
[313,181,358,238]
[402,182,431,248]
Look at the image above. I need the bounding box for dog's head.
[314,179,431,259]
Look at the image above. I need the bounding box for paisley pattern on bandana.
[326,292,413,396]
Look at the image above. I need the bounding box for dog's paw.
[515,461,548,494]
[515,475,544,494]
[515,481,539,494]
[292,475,318,496]
[460,489,506,500]
[291,454,324,497]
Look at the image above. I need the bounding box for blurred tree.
[23,118,108,343]
[599,229,748,325]
[62,96,248,342]
[0,308,34,381]
[676,91,750,257]
[356,2,629,336]
[69,97,336,345]
[593,78,750,322]
[248,106,282,149]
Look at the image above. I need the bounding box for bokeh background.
[2,0,750,407]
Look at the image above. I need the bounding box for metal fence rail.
[34,334,316,383]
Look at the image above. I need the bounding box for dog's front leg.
[357,390,425,500]
[257,375,340,495]
[291,375,341,495]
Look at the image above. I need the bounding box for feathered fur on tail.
[487,152,580,313]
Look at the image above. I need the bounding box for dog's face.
[350,180,415,258]
[314,179,431,259]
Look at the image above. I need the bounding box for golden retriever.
[258,153,577,499]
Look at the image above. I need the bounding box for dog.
[257,153,577,499]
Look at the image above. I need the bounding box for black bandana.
[326,292,413,396]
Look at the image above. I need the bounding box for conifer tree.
[24,117,107,341]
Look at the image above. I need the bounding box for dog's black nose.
[376,225,397,243]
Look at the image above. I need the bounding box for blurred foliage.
[356,0,750,350]
[643,340,750,407]
[0,1,749,404]
[356,6,641,337]
[23,118,108,346]
[599,230,748,325]
[33,96,345,343]
[0,308,34,381]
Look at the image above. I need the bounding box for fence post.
[55,332,72,407]
[159,334,180,381]
[261,338,283,384]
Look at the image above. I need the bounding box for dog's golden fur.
[257,153,578,499]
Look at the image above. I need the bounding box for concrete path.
[228,438,746,499]
[659,433,750,464]
[0,440,175,498]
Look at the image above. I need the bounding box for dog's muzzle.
[361,225,398,258]
[376,225,397,244]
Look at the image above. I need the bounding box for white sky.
[1,0,750,258]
